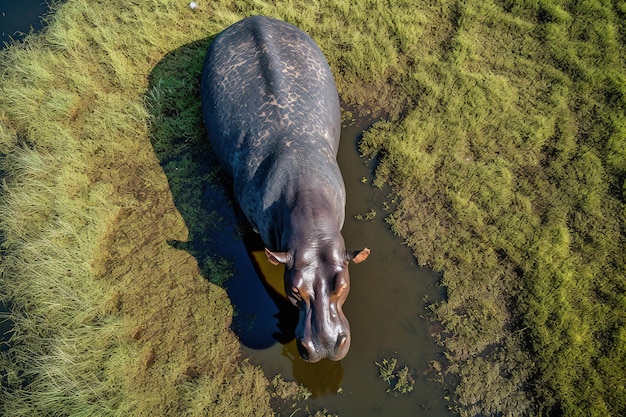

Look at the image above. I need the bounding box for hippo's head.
[265,245,370,362]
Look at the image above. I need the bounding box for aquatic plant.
[307,410,338,417]
[270,374,312,402]
[354,208,377,221]
[375,357,415,396]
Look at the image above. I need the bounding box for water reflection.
[250,245,346,395]
[283,340,344,397]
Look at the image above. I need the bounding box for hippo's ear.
[265,248,291,266]
[347,247,371,264]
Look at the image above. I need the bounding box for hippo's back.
[200,16,341,179]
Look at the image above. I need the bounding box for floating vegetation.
[375,357,415,396]
[271,374,312,402]
[355,208,377,221]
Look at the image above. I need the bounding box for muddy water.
[0,0,58,46]
[223,116,454,416]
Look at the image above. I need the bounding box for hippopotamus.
[200,16,370,362]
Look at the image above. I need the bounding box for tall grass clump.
[0,144,126,415]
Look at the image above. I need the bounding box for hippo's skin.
[201,16,369,362]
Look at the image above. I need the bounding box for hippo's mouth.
[294,306,351,362]
[295,333,350,363]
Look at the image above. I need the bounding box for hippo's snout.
[296,322,351,363]
[296,336,350,362]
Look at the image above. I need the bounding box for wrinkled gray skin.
[201,16,369,362]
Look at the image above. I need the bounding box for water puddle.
[0,0,61,46]
[221,115,454,416]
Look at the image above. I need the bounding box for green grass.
[0,1,274,415]
[1,0,624,416]
[360,1,626,415]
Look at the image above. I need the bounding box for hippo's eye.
[334,275,348,295]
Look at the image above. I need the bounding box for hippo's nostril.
[335,333,348,350]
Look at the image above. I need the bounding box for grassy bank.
[359,1,626,415]
[0,0,624,416]
[0,1,277,415]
